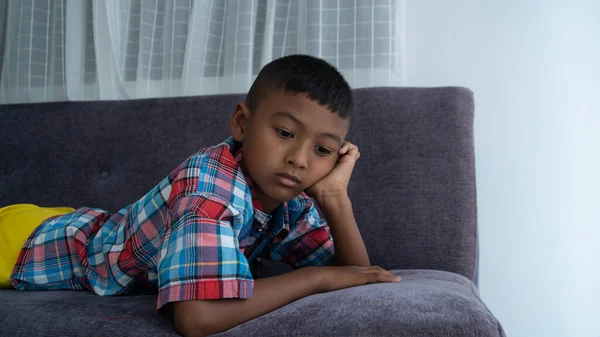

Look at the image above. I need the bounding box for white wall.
[404,1,600,336]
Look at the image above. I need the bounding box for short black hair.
[246,54,353,119]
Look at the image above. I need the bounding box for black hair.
[246,54,353,119]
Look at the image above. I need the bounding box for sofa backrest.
[0,87,478,281]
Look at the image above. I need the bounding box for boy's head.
[230,55,353,212]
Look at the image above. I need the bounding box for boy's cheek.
[329,156,340,171]
[304,172,324,190]
[303,158,337,189]
[315,165,335,184]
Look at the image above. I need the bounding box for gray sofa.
[0,87,505,337]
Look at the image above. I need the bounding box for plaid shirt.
[10,137,334,309]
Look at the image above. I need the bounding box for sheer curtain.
[0,0,405,104]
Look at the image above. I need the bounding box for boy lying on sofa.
[0,55,400,337]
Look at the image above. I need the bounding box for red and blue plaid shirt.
[10,137,334,309]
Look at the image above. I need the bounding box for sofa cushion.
[0,270,504,337]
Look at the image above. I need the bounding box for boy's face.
[230,89,350,213]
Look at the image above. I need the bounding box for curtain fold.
[0,0,405,104]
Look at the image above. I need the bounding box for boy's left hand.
[306,141,360,202]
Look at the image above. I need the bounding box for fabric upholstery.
[0,270,504,337]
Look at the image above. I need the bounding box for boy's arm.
[308,141,370,267]
[173,266,320,337]
[173,264,400,337]
[316,193,370,267]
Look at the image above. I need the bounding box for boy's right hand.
[310,265,401,293]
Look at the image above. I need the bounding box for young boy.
[5,55,400,337]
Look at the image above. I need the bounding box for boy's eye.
[276,128,293,139]
[315,146,332,156]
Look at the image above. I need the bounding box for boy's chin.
[264,186,303,203]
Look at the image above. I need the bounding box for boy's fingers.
[375,272,401,283]
[340,142,358,156]
[345,146,360,161]
[339,142,350,154]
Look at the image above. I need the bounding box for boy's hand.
[306,141,360,202]
[313,265,401,293]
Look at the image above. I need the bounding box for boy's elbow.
[174,316,208,337]
[173,301,214,337]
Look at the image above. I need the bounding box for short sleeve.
[282,204,335,268]
[157,194,253,310]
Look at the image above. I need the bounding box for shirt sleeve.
[157,194,253,310]
[282,203,335,268]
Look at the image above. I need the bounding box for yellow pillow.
[0,204,75,288]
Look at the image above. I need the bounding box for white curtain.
[0,0,405,104]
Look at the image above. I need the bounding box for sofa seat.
[0,270,504,337]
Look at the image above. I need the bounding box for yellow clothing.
[0,204,74,288]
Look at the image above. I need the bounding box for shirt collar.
[227,136,290,236]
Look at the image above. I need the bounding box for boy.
[5,55,400,337]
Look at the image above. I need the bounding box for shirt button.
[257,228,264,233]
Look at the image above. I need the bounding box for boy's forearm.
[174,266,322,337]
[316,193,371,267]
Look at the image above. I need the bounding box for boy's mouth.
[275,173,301,188]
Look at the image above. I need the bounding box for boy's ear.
[230,101,251,142]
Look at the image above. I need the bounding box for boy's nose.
[285,146,309,169]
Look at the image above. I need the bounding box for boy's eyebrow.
[323,132,343,146]
[273,111,343,146]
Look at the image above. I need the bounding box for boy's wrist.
[312,189,350,209]
[300,266,334,293]
[284,266,329,294]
